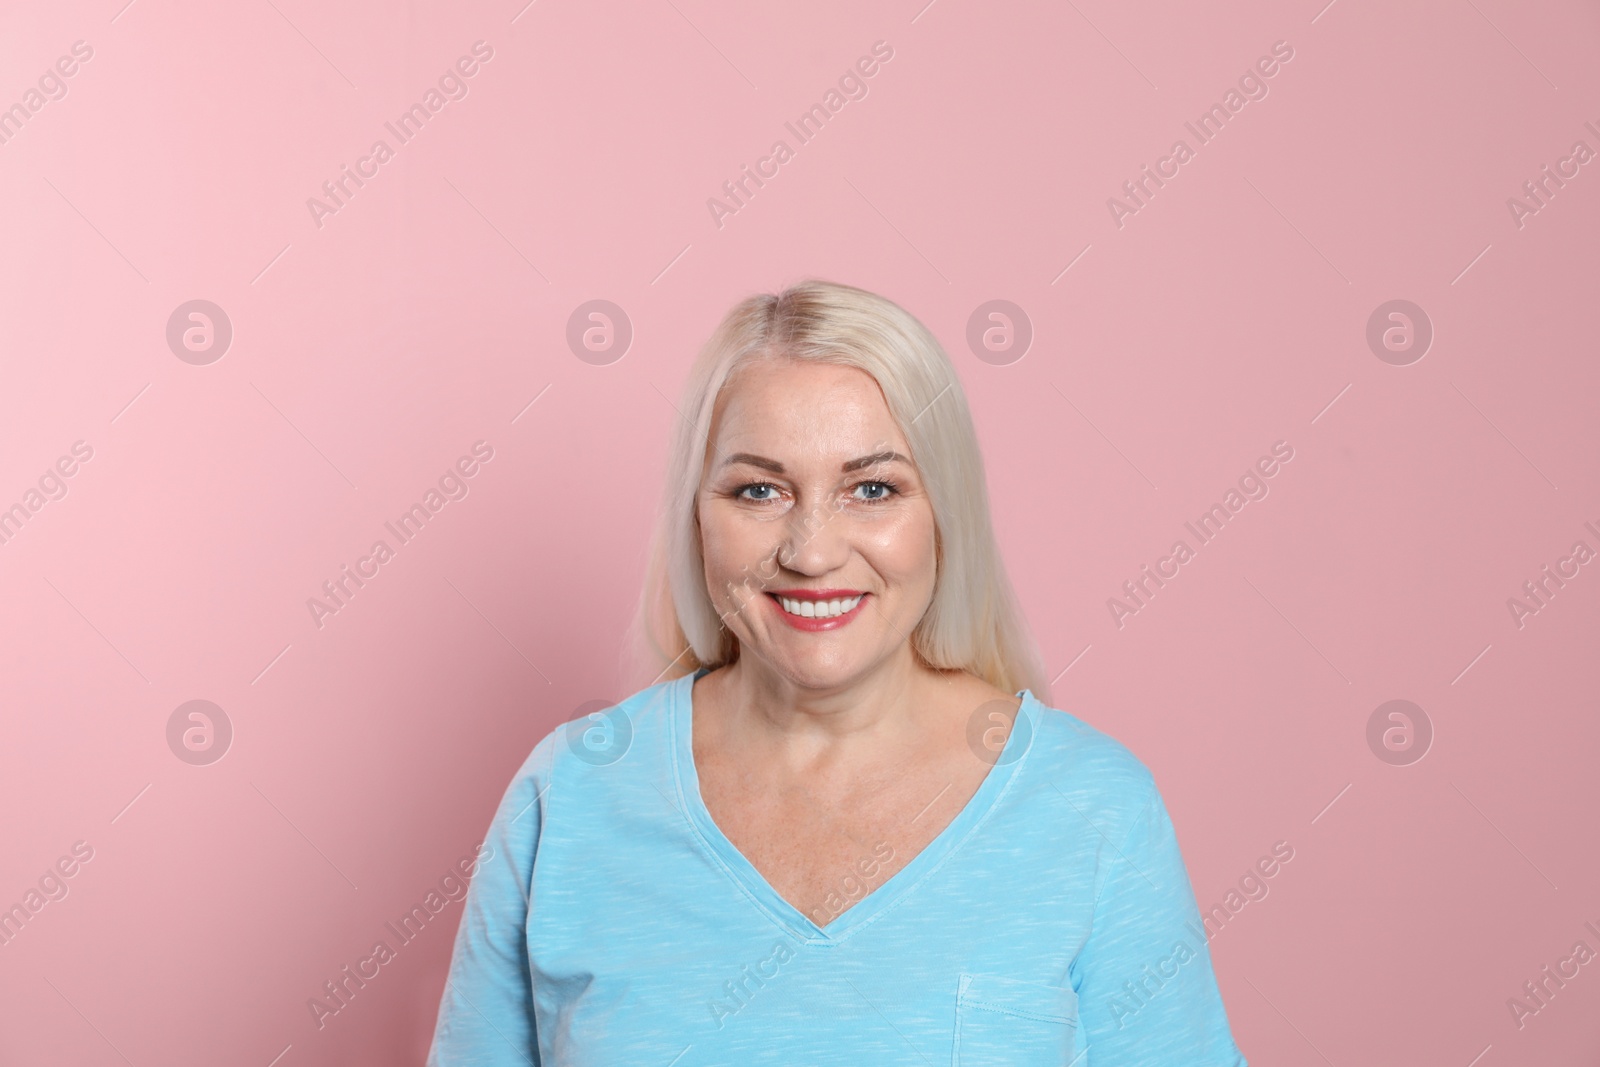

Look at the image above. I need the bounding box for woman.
[427,280,1248,1065]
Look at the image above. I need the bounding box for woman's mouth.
[764,592,869,631]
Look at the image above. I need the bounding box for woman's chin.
[742,648,884,693]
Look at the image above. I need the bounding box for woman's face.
[698,358,938,689]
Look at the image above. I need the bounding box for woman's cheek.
[871,510,936,576]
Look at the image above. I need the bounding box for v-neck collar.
[669,668,1038,945]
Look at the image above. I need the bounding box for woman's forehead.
[709,413,907,467]
[715,363,898,431]
[712,447,914,478]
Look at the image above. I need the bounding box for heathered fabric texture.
[427,669,1248,1066]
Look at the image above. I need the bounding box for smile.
[763,591,869,631]
[775,595,862,618]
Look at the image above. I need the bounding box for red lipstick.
[764,590,869,632]
[765,588,865,600]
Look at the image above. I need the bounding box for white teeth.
[777,595,862,619]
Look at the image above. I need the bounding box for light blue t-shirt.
[427,669,1248,1066]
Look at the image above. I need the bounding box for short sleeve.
[426,733,556,1066]
[1069,781,1248,1066]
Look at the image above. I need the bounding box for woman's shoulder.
[944,671,1148,788]
[508,674,685,788]
[1013,691,1161,821]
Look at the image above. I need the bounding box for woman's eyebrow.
[841,451,909,473]
[721,451,910,474]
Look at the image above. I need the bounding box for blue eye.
[732,480,900,504]
[736,483,779,502]
[855,481,900,503]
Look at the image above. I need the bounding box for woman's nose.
[776,499,848,573]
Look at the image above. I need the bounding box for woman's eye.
[733,481,897,504]
[736,483,779,502]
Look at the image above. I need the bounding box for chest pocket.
[952,973,1079,1067]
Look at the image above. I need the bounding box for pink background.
[2,0,1598,1063]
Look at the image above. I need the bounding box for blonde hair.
[626,279,1050,702]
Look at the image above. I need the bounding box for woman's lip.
[765,589,866,600]
[765,592,868,631]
